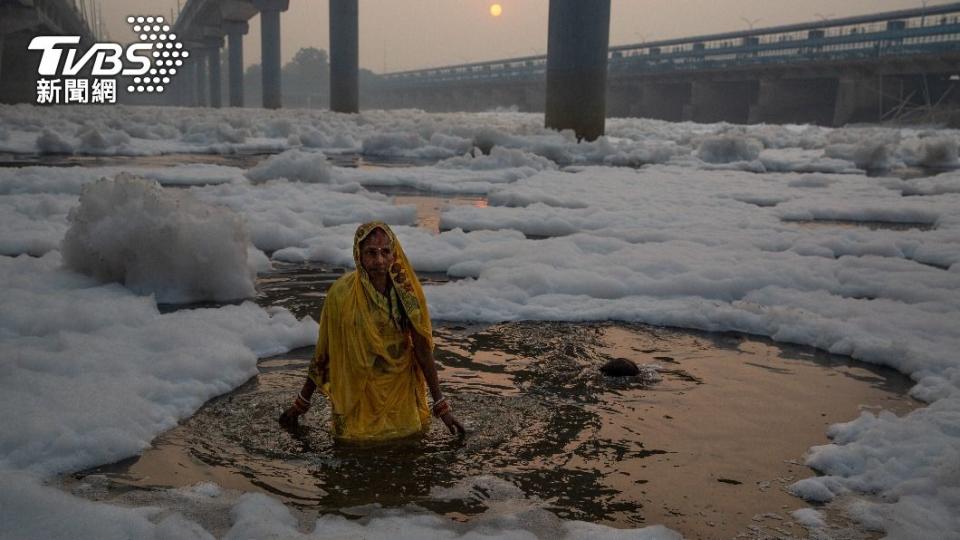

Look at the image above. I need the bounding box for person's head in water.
[359,227,395,282]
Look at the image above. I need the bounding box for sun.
[490,3,503,17]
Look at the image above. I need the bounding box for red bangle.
[292,394,311,414]
[432,397,451,418]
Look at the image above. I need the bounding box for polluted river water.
[51,157,921,540]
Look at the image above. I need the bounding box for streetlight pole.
[741,17,761,31]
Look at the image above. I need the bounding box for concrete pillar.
[194,53,208,107]
[607,82,639,118]
[205,38,223,108]
[0,32,41,104]
[225,21,249,107]
[834,76,884,126]
[545,0,611,141]
[523,83,546,113]
[330,0,359,113]
[184,59,197,106]
[254,0,289,109]
[684,80,758,124]
[749,78,838,125]
[638,82,690,122]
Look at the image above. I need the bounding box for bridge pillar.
[254,0,289,109]
[186,58,202,107]
[834,76,884,126]
[684,80,758,124]
[194,52,208,107]
[522,82,545,112]
[205,37,224,108]
[330,0,359,113]
[638,82,690,122]
[0,32,41,104]
[545,0,611,141]
[225,21,248,107]
[607,82,639,118]
[749,78,838,125]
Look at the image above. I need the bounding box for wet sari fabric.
[308,222,432,441]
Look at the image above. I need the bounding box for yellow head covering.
[351,221,433,350]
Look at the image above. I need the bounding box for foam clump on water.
[430,474,527,502]
[228,486,682,540]
[75,124,132,154]
[35,128,74,154]
[0,253,316,476]
[245,148,332,184]
[0,472,214,540]
[824,141,895,170]
[181,121,248,144]
[790,508,827,530]
[362,132,428,155]
[437,146,557,171]
[696,135,763,163]
[61,173,255,303]
[901,135,960,168]
[789,400,960,534]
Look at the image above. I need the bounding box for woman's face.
[359,229,395,280]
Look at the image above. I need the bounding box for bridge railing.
[381,2,960,88]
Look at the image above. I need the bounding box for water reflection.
[75,314,918,537]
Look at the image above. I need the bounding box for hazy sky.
[95,0,954,72]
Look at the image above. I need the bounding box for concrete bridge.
[170,0,358,111]
[0,0,98,103]
[374,2,960,126]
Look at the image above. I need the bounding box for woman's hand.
[278,406,304,430]
[279,387,313,430]
[440,410,466,437]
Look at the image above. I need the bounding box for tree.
[282,47,330,108]
[243,63,262,108]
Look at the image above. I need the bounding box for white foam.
[696,135,763,164]
[245,148,332,185]
[790,508,827,529]
[60,174,256,303]
[0,253,316,476]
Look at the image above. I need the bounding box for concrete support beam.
[607,83,640,118]
[329,0,359,113]
[194,53,208,107]
[185,59,199,106]
[205,38,224,108]
[254,0,289,109]
[638,82,690,122]
[545,0,611,141]
[224,21,248,107]
[523,83,546,113]
[749,78,838,125]
[0,32,41,104]
[683,80,758,124]
[834,76,885,126]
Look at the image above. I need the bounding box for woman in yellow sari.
[279,221,464,440]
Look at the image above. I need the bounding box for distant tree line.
[237,47,381,109]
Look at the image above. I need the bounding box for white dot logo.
[125,14,189,96]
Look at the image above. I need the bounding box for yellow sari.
[308,222,433,441]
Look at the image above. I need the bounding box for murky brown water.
[72,262,919,540]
